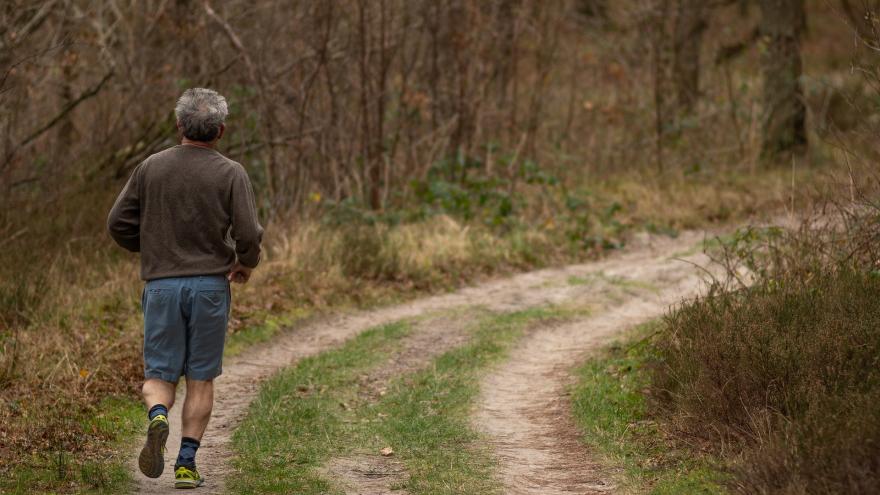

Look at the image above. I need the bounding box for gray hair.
[175,88,228,142]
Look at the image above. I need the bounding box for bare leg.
[143,378,176,410]
[139,378,175,478]
[180,379,214,441]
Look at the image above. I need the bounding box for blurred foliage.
[321,149,626,253]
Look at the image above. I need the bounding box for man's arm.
[107,165,142,252]
[230,164,264,271]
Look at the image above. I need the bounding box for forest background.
[1,0,879,492]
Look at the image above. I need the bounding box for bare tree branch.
[0,0,60,52]
[2,71,113,170]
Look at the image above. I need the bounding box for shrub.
[652,208,880,494]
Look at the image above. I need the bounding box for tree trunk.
[57,8,76,169]
[649,0,673,172]
[672,0,706,115]
[576,0,608,22]
[759,0,807,160]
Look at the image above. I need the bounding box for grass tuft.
[372,309,556,494]
[230,321,411,494]
[1,395,143,494]
[571,322,727,494]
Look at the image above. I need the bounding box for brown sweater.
[107,145,264,281]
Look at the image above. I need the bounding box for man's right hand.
[227,262,253,284]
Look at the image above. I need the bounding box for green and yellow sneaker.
[174,465,205,489]
[138,414,169,478]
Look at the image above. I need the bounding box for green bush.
[411,152,555,227]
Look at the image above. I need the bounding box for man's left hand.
[227,262,253,284]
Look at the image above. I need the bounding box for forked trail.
[131,230,712,494]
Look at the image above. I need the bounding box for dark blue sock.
[148,404,168,421]
[176,437,200,469]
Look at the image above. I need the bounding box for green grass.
[230,308,560,494]
[370,308,556,494]
[667,232,741,260]
[1,396,144,494]
[571,322,727,494]
[229,320,412,494]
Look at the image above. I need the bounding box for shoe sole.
[175,478,205,489]
[138,420,169,478]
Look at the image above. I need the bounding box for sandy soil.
[474,244,711,494]
[130,229,712,494]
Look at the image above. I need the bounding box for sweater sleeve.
[107,165,142,252]
[230,164,264,268]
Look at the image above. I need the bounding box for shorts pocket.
[198,288,231,319]
[200,289,226,305]
[187,288,230,379]
[144,287,174,313]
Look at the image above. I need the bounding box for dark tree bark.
[576,0,608,22]
[495,0,516,91]
[499,0,521,141]
[672,0,707,115]
[56,7,76,166]
[759,0,807,159]
[649,0,674,172]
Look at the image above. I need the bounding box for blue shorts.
[142,275,231,383]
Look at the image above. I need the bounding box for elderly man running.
[107,88,263,489]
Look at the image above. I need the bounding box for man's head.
[175,88,228,143]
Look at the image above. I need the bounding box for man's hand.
[227,262,253,284]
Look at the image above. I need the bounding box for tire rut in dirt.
[474,248,711,494]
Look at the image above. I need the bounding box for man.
[107,88,263,489]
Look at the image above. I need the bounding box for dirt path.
[131,230,711,494]
[474,241,712,494]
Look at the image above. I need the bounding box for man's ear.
[217,124,225,141]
